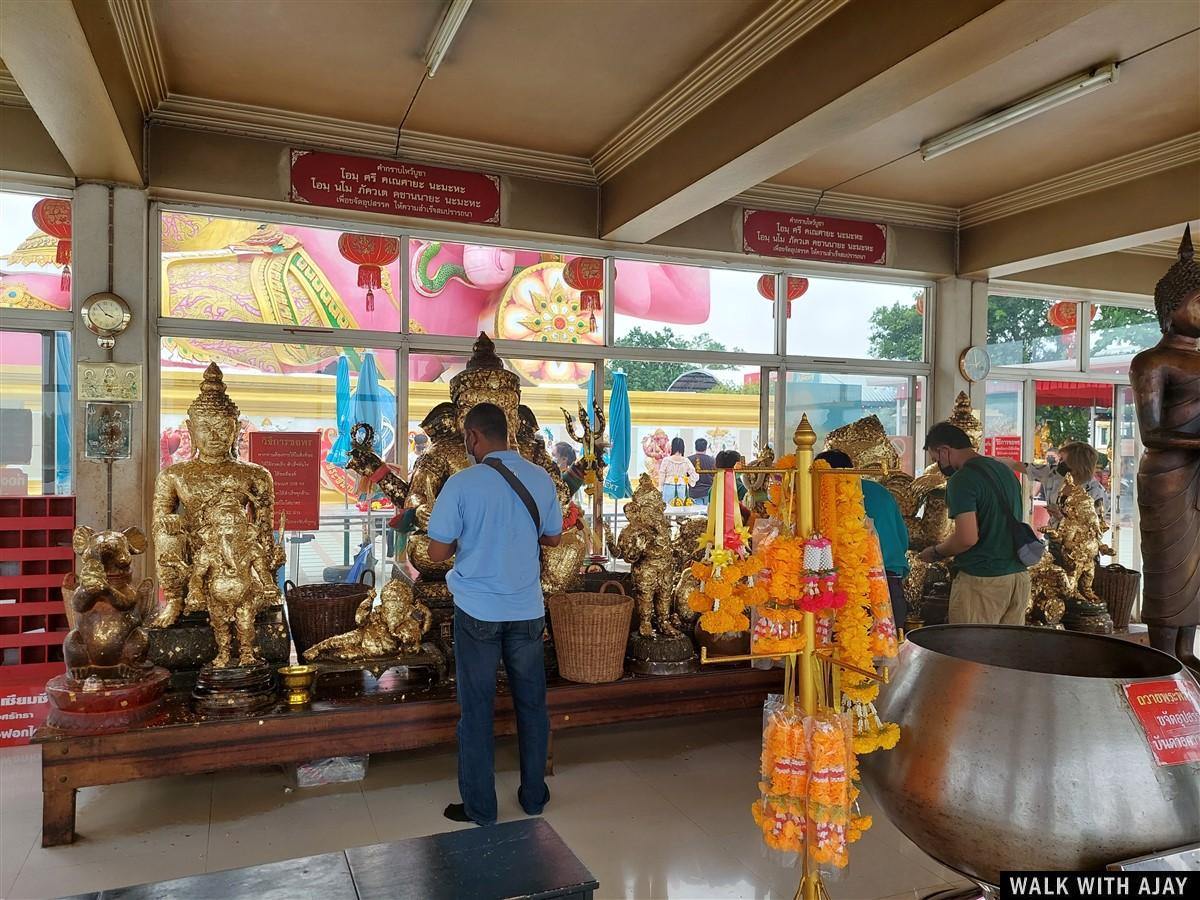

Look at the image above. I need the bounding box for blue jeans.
[453,607,550,825]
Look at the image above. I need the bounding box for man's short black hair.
[695,438,708,452]
[925,421,972,450]
[715,450,741,469]
[464,402,509,441]
[815,449,853,469]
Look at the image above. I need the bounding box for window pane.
[159,339,398,587]
[983,380,1023,461]
[410,238,604,344]
[612,261,774,354]
[1,191,72,312]
[1088,305,1159,376]
[781,372,916,474]
[987,296,1078,369]
[0,330,72,494]
[788,278,925,362]
[159,212,401,331]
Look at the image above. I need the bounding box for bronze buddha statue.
[1130,225,1200,671]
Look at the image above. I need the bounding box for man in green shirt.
[817,450,910,626]
[918,422,1030,625]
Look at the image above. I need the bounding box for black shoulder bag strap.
[965,457,1045,566]
[481,458,541,534]
[965,458,1018,525]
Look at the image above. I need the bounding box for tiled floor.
[0,711,971,899]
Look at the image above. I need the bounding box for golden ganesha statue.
[1034,474,1115,633]
[304,579,433,661]
[343,333,585,595]
[606,474,681,639]
[151,363,285,668]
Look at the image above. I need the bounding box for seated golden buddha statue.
[399,333,585,592]
[151,363,284,668]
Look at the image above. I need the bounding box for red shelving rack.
[0,495,75,683]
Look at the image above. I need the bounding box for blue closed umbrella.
[585,369,596,427]
[54,332,71,492]
[351,351,387,455]
[604,370,632,499]
[326,354,352,466]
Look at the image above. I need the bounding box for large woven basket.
[285,573,374,658]
[1093,563,1141,631]
[547,581,633,684]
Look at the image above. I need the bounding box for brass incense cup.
[278,665,317,706]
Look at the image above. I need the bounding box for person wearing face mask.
[918,421,1030,625]
[426,402,563,827]
[1002,441,1108,523]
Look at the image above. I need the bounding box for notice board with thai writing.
[248,432,321,532]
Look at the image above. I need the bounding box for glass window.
[1088,304,1159,376]
[982,380,1023,461]
[612,260,774,354]
[1,191,72,312]
[0,330,72,495]
[781,372,918,474]
[159,212,402,332]
[986,295,1078,369]
[410,238,604,344]
[788,279,925,362]
[159,338,398,587]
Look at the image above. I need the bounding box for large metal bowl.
[861,625,1200,886]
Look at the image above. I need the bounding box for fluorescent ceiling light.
[425,0,474,78]
[920,63,1119,161]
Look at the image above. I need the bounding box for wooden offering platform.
[34,665,780,847]
[64,818,597,900]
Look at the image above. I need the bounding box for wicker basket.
[285,573,374,658]
[547,581,634,684]
[1093,563,1141,631]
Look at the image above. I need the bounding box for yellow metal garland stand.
[699,415,887,900]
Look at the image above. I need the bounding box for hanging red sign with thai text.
[1122,678,1200,766]
[248,432,322,533]
[984,436,1022,461]
[742,209,887,266]
[290,150,501,225]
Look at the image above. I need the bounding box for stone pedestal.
[148,607,291,692]
[192,663,276,717]
[627,631,697,676]
[1063,602,1114,635]
[46,668,170,732]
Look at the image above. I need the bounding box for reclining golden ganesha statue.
[343,333,585,594]
[151,363,284,668]
[1030,474,1115,631]
[304,579,433,661]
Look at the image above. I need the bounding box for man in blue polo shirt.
[427,402,563,827]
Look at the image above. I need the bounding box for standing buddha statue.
[1130,225,1200,672]
[151,362,284,669]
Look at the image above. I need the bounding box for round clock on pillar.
[958,345,992,383]
[81,292,132,350]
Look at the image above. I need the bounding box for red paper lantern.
[1047,301,1098,332]
[756,274,809,318]
[32,198,72,291]
[563,256,604,333]
[337,233,399,313]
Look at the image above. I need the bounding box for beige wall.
[1005,251,1162,297]
[0,106,72,178]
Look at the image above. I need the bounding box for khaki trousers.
[949,571,1031,625]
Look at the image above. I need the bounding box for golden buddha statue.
[398,333,584,593]
[1131,225,1200,669]
[151,362,284,668]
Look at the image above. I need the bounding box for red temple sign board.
[1122,678,1200,766]
[984,436,1022,461]
[742,209,887,266]
[248,432,321,533]
[290,150,501,225]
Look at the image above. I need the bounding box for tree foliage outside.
[865,297,1158,449]
[608,326,746,392]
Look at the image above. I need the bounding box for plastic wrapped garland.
[866,526,898,659]
[800,533,847,612]
[751,605,807,655]
[752,697,809,856]
[808,713,852,869]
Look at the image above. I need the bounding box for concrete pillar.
[931,276,972,424]
[71,183,149,534]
